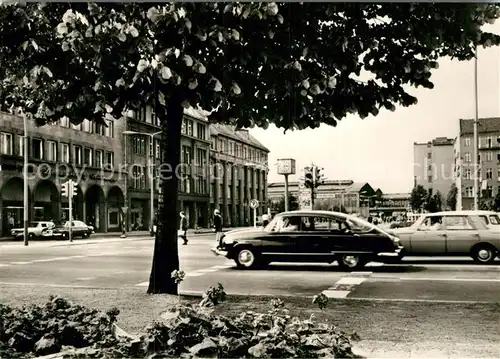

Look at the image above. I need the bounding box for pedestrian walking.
[213,209,223,243]
[179,211,189,245]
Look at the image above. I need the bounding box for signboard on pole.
[298,187,312,210]
[277,158,296,175]
[249,199,259,227]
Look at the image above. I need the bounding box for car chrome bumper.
[210,247,228,257]
[377,247,403,258]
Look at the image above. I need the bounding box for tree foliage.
[424,189,443,213]
[410,185,427,211]
[446,183,458,211]
[1,3,500,294]
[272,194,299,213]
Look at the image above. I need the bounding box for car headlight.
[390,235,400,246]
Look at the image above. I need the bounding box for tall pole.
[310,165,315,209]
[149,134,154,236]
[473,45,479,210]
[284,174,289,211]
[121,134,128,238]
[68,181,73,242]
[23,113,29,246]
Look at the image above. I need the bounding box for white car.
[11,221,55,239]
[467,210,500,230]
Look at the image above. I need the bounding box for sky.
[250,22,500,194]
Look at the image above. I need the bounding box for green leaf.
[232,82,241,95]
[248,342,267,357]
[267,2,279,16]
[158,91,166,106]
[277,14,284,24]
[268,30,274,39]
[213,78,222,92]
[293,61,302,71]
[94,24,101,35]
[193,62,206,74]
[117,32,126,42]
[115,78,125,87]
[183,55,193,67]
[56,23,68,35]
[184,18,192,31]
[242,6,251,19]
[129,26,139,37]
[137,59,148,72]
[224,4,232,13]
[147,7,160,22]
[160,66,172,80]
[41,66,53,78]
[327,76,336,88]
[31,39,39,51]
[231,29,240,41]
[21,41,29,51]
[188,78,198,90]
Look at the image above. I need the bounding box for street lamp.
[123,130,162,236]
[23,112,29,246]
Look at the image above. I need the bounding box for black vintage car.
[211,210,404,270]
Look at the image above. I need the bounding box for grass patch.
[1,284,499,345]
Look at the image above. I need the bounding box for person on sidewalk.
[179,211,189,245]
[213,209,222,242]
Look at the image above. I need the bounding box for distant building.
[455,117,500,210]
[370,192,411,217]
[209,124,269,227]
[413,137,455,199]
[268,180,375,217]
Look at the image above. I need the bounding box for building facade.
[455,118,500,210]
[268,180,375,217]
[413,137,455,198]
[209,124,269,227]
[0,111,126,236]
[125,106,211,232]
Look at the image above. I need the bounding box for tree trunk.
[147,94,183,295]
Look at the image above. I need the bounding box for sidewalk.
[0,227,251,247]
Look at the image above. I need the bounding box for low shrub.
[0,284,360,358]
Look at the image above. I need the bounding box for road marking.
[134,264,233,287]
[365,262,384,267]
[321,268,375,299]
[322,290,350,298]
[135,281,148,287]
[396,277,500,283]
[0,264,11,267]
[185,272,205,277]
[197,268,219,273]
[10,261,32,265]
[335,277,367,286]
[76,277,95,281]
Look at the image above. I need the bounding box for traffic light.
[61,182,68,197]
[304,166,313,188]
[314,166,325,188]
[71,181,78,197]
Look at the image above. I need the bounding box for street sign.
[121,207,128,214]
[277,158,296,175]
[249,199,259,209]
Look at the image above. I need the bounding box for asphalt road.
[1,233,500,303]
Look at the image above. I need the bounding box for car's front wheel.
[235,247,260,269]
[337,255,367,271]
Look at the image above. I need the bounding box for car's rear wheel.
[337,255,367,270]
[235,248,259,269]
[472,244,496,264]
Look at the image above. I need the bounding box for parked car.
[51,220,94,239]
[389,211,500,264]
[211,210,403,270]
[11,221,55,239]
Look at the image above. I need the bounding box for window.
[181,119,187,134]
[95,150,103,167]
[488,215,500,225]
[444,216,473,230]
[497,153,500,163]
[486,168,492,179]
[181,176,191,193]
[196,148,207,167]
[106,152,114,166]
[464,153,471,163]
[95,123,105,136]
[464,168,471,179]
[197,123,206,140]
[486,185,493,197]
[71,122,82,130]
[135,107,147,122]
[133,137,146,155]
[82,119,92,133]
[498,168,500,181]
[486,152,493,161]
[59,117,70,127]
[465,137,471,147]
[420,216,444,230]
[32,138,44,160]
[73,145,82,165]
[47,140,57,161]
[132,165,145,189]
[427,152,431,159]
[187,120,193,136]
[487,137,492,148]
[427,175,432,183]
[155,140,161,159]
[104,120,114,137]
[211,137,216,150]
[17,135,24,157]
[84,148,93,166]
[181,146,192,165]
[427,165,432,171]
[61,143,70,163]
[300,216,347,232]
[0,132,13,155]
[465,187,473,197]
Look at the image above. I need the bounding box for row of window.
[462,168,500,180]
[464,136,500,148]
[462,151,500,163]
[211,136,267,164]
[59,118,114,138]
[464,186,500,198]
[132,137,162,158]
[0,132,114,166]
[181,118,207,140]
